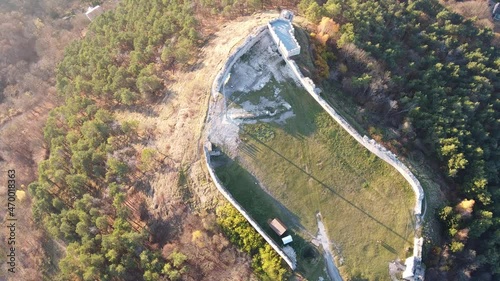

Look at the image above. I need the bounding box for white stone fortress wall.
[208,26,296,270]
[203,148,297,270]
[207,15,425,276]
[268,17,425,278]
[211,26,269,98]
[287,56,425,217]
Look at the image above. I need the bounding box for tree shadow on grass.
[351,277,369,281]
[147,204,187,246]
[381,241,398,254]
[159,88,176,105]
[241,127,412,244]
[239,140,260,160]
[113,102,161,118]
[134,178,152,195]
[187,61,205,72]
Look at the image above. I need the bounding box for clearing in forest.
[212,32,415,280]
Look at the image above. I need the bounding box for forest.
[297,0,499,279]
[31,0,199,279]
[0,0,93,279]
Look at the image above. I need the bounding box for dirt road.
[317,213,343,281]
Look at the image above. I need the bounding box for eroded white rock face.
[222,33,297,126]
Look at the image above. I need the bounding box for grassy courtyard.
[215,158,326,280]
[217,79,415,280]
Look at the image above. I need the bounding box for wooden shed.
[269,218,287,236]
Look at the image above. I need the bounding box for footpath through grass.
[218,79,415,280]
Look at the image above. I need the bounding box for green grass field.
[217,79,415,280]
[215,158,327,280]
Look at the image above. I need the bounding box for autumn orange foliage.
[455,199,475,217]
[315,17,340,45]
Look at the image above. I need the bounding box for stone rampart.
[277,43,425,279]
[208,18,425,276]
[212,26,268,97]
[282,54,424,216]
[209,24,296,271]
[204,148,296,270]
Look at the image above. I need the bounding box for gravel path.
[317,213,343,281]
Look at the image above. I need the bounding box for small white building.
[268,10,301,58]
[282,235,293,245]
[403,256,415,281]
[85,5,103,21]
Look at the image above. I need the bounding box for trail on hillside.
[317,213,343,281]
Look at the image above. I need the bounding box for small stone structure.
[205,141,221,156]
[403,256,416,280]
[493,3,500,21]
[403,237,425,280]
[280,10,294,21]
[268,10,301,58]
[85,5,103,21]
